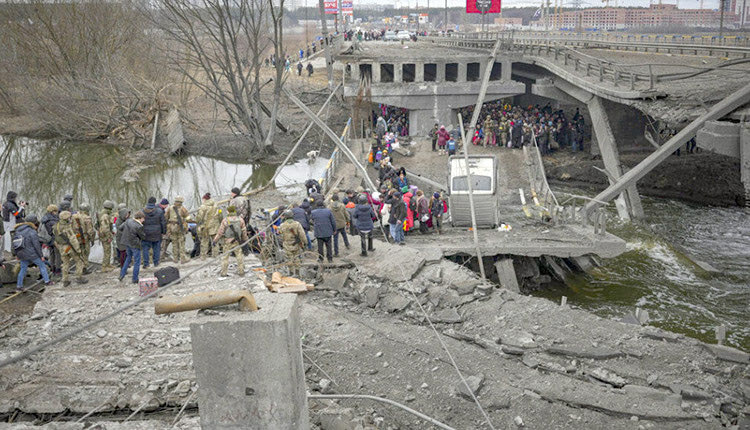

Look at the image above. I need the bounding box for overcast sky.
[354,0,721,11]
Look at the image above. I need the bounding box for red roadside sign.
[466,0,501,14]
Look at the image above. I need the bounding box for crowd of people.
[1,188,254,291]
[373,105,410,137]
[456,101,587,154]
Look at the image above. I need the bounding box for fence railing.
[440,31,750,47]
[428,35,749,91]
[319,117,352,194]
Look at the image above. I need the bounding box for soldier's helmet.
[59,211,72,220]
[283,210,294,220]
[59,201,71,212]
[79,203,90,212]
[357,195,368,204]
[103,200,115,209]
[175,196,185,203]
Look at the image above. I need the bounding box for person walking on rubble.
[165,196,190,264]
[142,197,165,268]
[54,211,88,287]
[310,199,336,263]
[119,211,145,284]
[352,195,376,257]
[279,210,307,277]
[12,215,53,291]
[195,193,221,259]
[96,200,116,272]
[328,194,350,257]
[72,203,95,271]
[213,206,247,278]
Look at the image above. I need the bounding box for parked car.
[396,30,411,40]
[384,31,397,41]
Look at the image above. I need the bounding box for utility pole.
[720,0,725,38]
[444,0,448,31]
[317,0,334,90]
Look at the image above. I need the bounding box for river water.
[0,136,329,212]
[535,189,750,351]
[1,136,748,350]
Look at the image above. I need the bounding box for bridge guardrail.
[428,35,749,91]
[319,117,352,194]
[442,31,750,48]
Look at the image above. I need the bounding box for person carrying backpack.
[196,194,220,259]
[213,206,248,278]
[39,204,59,274]
[12,215,53,291]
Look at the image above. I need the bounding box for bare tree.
[154,0,280,155]
[262,0,285,153]
[0,0,168,140]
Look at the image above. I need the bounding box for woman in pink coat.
[436,126,450,152]
[402,191,415,232]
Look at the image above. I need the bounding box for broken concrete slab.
[454,374,484,400]
[642,328,683,343]
[451,280,479,296]
[350,242,425,282]
[319,272,349,292]
[546,345,624,360]
[704,344,750,364]
[525,377,693,421]
[494,258,520,293]
[586,367,627,388]
[380,293,411,313]
[501,345,525,356]
[432,308,462,324]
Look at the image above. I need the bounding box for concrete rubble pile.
[0,242,748,428]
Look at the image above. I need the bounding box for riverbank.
[543,148,746,207]
[0,70,348,164]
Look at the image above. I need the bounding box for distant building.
[492,17,524,30]
[531,4,739,30]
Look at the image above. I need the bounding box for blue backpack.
[447,139,456,151]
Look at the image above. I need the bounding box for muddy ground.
[543,148,746,207]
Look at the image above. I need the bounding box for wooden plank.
[165,109,186,155]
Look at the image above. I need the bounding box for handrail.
[319,117,352,193]
[427,35,748,91]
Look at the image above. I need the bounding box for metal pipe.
[308,394,457,430]
[154,290,259,315]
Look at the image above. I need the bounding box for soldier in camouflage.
[278,210,306,277]
[213,206,247,277]
[54,211,88,286]
[165,196,190,264]
[73,203,96,269]
[195,194,221,259]
[96,200,116,272]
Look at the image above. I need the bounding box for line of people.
[1,187,254,290]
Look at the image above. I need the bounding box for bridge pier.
[742,124,750,206]
[587,96,645,221]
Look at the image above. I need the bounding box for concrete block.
[702,120,741,135]
[741,125,750,199]
[190,293,309,429]
[696,129,741,158]
[494,258,520,293]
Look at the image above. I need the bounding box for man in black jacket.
[310,200,336,263]
[387,192,407,245]
[12,215,52,291]
[119,211,146,283]
[141,197,165,268]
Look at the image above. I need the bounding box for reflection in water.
[0,136,328,213]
